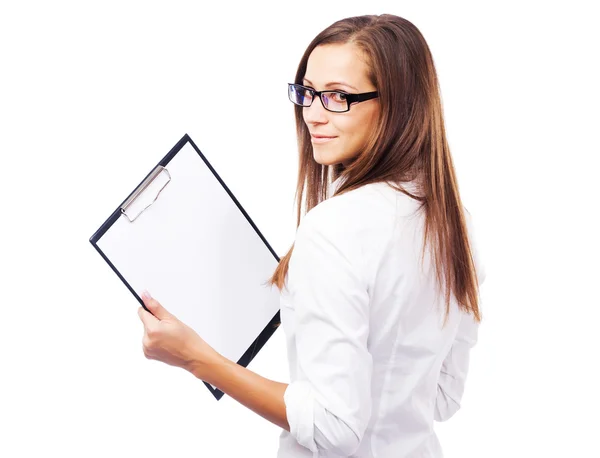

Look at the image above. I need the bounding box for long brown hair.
[267,14,481,324]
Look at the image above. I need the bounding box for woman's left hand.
[137,291,219,378]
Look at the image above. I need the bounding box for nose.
[303,94,329,124]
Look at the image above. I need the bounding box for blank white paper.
[97,142,281,382]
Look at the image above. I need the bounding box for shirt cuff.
[284,381,318,453]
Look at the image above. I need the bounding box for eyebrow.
[302,78,358,92]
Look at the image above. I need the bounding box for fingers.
[141,291,173,321]
[138,312,155,359]
[138,306,158,329]
[142,332,153,359]
[137,292,176,362]
[138,303,160,360]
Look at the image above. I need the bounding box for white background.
[1,1,598,457]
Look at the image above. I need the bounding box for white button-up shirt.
[277,178,485,457]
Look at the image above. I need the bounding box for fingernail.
[142,290,152,300]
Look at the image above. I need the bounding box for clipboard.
[89,134,282,400]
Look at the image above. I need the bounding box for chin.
[314,158,339,166]
[313,150,345,166]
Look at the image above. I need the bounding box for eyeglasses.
[288,83,379,113]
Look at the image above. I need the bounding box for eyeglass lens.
[289,84,348,112]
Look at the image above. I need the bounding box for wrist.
[187,348,227,383]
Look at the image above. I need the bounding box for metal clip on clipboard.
[120,165,171,222]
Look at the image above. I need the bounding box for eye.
[302,87,314,98]
[329,92,347,102]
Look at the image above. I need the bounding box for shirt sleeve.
[283,209,373,457]
[434,310,480,422]
[435,210,486,422]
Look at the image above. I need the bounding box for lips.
[310,134,337,144]
[311,134,336,138]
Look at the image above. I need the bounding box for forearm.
[190,353,290,432]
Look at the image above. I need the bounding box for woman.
[138,13,485,457]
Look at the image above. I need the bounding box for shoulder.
[289,187,379,293]
[300,181,421,238]
[289,182,423,292]
[294,183,400,268]
[305,182,396,227]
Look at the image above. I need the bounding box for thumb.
[141,291,173,321]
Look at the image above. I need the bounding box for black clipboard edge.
[89,133,284,401]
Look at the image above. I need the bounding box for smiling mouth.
[312,137,336,143]
[311,135,337,143]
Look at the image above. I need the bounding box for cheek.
[334,116,361,141]
[337,115,372,149]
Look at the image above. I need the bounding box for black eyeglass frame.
[288,83,379,113]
